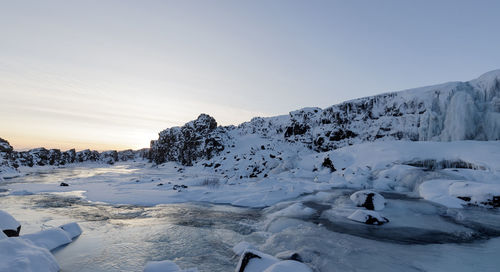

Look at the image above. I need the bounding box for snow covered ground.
[2,140,499,209]
[1,140,500,271]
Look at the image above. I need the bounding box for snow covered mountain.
[149,69,500,167]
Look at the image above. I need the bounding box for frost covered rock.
[59,222,82,239]
[348,209,389,225]
[0,238,60,272]
[233,241,256,255]
[0,138,13,153]
[0,210,21,237]
[76,149,100,162]
[235,250,279,272]
[150,114,225,166]
[350,190,386,211]
[236,249,312,272]
[23,227,72,250]
[0,136,148,170]
[100,150,118,164]
[263,260,312,272]
[275,250,303,262]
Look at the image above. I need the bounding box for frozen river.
[1,164,500,271]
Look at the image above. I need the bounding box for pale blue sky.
[1,0,499,150]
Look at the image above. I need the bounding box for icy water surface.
[1,165,500,271]
[0,193,261,271]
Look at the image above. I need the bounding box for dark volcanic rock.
[321,157,336,172]
[76,149,100,162]
[0,138,13,153]
[236,251,262,272]
[0,137,147,171]
[149,114,225,166]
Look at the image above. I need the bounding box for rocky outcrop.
[260,71,500,151]
[149,70,500,167]
[0,138,149,176]
[150,114,225,166]
[0,138,13,153]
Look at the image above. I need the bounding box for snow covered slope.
[150,70,500,166]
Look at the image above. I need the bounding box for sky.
[1,0,500,151]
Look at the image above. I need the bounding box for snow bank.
[59,222,83,239]
[0,210,21,236]
[0,238,60,272]
[0,221,82,271]
[268,203,316,218]
[22,227,72,251]
[420,179,500,208]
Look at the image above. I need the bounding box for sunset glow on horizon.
[2,1,500,151]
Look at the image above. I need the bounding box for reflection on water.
[7,164,140,185]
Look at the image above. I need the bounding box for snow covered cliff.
[150,70,500,165]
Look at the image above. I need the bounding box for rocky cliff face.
[149,70,500,166]
[149,114,226,166]
[0,137,148,176]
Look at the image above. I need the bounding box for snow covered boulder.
[59,222,83,239]
[236,249,312,272]
[236,250,279,272]
[350,190,386,211]
[263,260,312,272]
[348,209,389,225]
[275,250,303,262]
[0,210,21,237]
[233,241,256,255]
[22,227,72,251]
[0,238,60,272]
